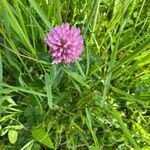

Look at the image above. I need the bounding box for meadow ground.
[0,0,150,149]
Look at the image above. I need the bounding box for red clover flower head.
[46,23,84,64]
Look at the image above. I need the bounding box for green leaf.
[1,0,36,55]
[31,126,53,149]
[111,109,140,150]
[110,85,146,105]
[5,125,24,130]
[21,140,34,150]
[0,53,2,90]
[0,82,47,97]
[45,73,53,108]
[0,114,15,122]
[7,97,17,105]
[85,108,92,129]
[85,108,99,148]
[109,38,150,74]
[75,61,86,79]
[28,0,51,28]
[66,71,90,89]
[8,129,18,144]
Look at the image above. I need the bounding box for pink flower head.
[46,23,84,64]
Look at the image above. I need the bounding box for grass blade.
[65,70,90,89]
[28,0,51,28]
[0,82,47,97]
[110,108,140,150]
[2,0,36,56]
[108,38,150,74]
[0,53,2,90]
[85,108,99,148]
[45,73,53,108]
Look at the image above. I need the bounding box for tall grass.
[0,0,150,149]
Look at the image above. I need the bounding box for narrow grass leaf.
[53,0,62,23]
[21,140,34,150]
[71,79,82,94]
[0,82,47,97]
[0,89,14,94]
[2,0,36,55]
[0,53,2,90]
[86,44,90,77]
[28,0,51,28]
[111,109,140,149]
[65,71,90,89]
[102,32,118,107]
[45,73,53,108]
[72,122,85,134]
[110,85,146,105]
[75,61,86,79]
[0,114,15,122]
[85,108,92,128]
[109,38,150,74]
[85,108,99,148]
[13,0,29,40]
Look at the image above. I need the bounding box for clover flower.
[46,23,84,64]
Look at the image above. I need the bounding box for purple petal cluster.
[46,23,84,64]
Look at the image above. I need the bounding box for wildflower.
[46,23,84,64]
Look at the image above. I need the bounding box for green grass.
[0,0,150,149]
